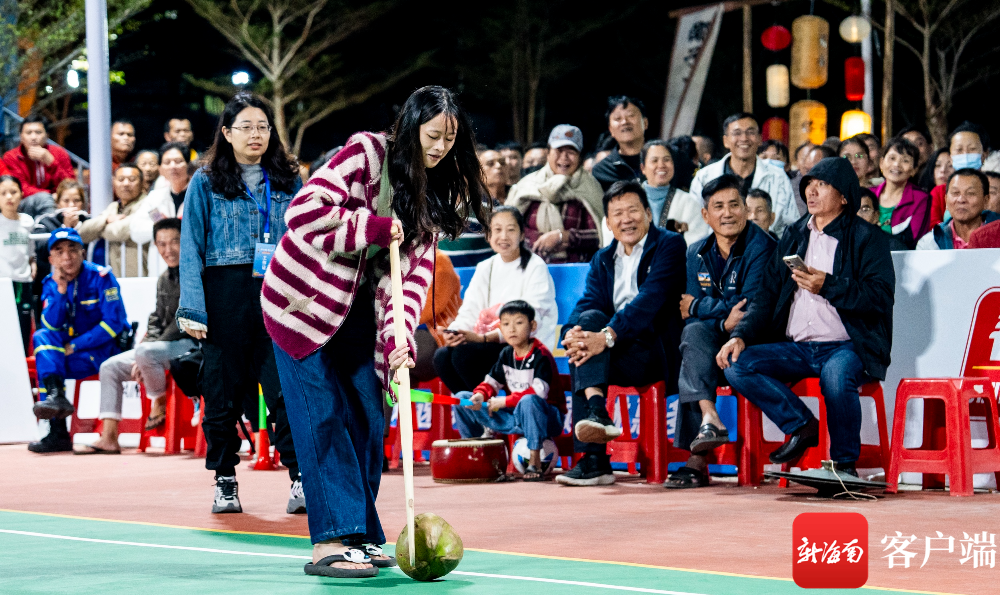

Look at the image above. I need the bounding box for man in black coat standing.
[716,158,894,476]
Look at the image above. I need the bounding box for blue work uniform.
[33,261,129,390]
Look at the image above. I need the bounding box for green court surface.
[0,510,939,595]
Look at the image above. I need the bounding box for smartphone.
[783,255,808,273]
[442,329,459,335]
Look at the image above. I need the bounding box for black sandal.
[362,544,397,568]
[689,423,729,454]
[664,466,710,489]
[304,549,379,578]
[523,464,547,482]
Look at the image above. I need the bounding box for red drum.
[430,438,508,483]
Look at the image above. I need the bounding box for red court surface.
[1,443,997,594]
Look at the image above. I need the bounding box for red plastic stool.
[605,381,669,483]
[68,374,102,435]
[66,375,150,438]
[886,378,1000,497]
[385,378,458,469]
[736,380,889,486]
[138,373,197,453]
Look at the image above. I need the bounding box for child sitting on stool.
[453,300,565,481]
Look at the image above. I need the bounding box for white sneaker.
[212,476,242,513]
[287,478,306,514]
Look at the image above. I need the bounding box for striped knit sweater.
[261,132,435,389]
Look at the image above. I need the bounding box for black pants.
[433,342,505,394]
[13,281,32,355]
[201,264,298,480]
[674,320,730,452]
[567,309,664,455]
[412,328,439,383]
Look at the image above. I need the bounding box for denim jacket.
[178,168,301,325]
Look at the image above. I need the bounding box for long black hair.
[203,92,299,198]
[387,86,490,242]
[916,147,949,191]
[486,205,532,270]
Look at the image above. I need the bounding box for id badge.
[252,242,276,278]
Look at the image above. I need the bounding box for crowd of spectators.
[6,88,1000,514]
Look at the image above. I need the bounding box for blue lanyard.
[245,168,272,243]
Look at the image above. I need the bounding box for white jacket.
[689,154,798,237]
[130,185,185,245]
[601,188,709,248]
[448,252,559,349]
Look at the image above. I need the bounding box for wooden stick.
[388,236,416,566]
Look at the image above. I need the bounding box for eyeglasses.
[228,125,272,135]
[728,128,759,138]
[858,205,874,213]
[843,153,867,162]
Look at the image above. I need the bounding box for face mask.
[764,159,786,170]
[951,153,982,170]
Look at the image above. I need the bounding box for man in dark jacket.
[667,175,776,489]
[716,158,894,476]
[556,179,687,486]
[75,219,195,455]
[591,96,648,191]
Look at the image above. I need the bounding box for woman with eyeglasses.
[177,92,303,517]
[839,136,876,188]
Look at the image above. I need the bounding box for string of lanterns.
[760,9,874,150]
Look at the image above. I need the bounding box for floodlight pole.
[85,0,112,215]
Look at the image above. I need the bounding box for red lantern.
[762,117,790,145]
[761,25,792,51]
[845,57,865,101]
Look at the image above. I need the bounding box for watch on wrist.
[602,327,615,348]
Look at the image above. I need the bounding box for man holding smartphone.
[715,158,895,477]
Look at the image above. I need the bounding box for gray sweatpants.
[99,339,196,420]
[675,320,728,451]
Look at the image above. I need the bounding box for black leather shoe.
[769,418,819,464]
[27,434,73,453]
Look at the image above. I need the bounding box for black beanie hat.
[800,157,862,212]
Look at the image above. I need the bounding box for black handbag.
[169,343,204,398]
[116,322,139,352]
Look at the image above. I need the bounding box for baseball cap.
[48,227,84,250]
[548,124,583,152]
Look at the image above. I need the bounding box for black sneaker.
[212,476,243,513]
[27,432,72,453]
[574,406,622,444]
[555,454,615,486]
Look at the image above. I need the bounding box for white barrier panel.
[886,249,1000,487]
[118,277,159,341]
[0,279,40,443]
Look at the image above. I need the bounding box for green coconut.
[396,513,464,581]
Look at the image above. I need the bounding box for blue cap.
[48,227,84,250]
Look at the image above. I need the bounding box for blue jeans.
[453,392,563,449]
[273,295,384,545]
[723,341,866,465]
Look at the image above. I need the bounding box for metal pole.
[861,0,874,119]
[85,0,112,216]
[742,4,753,113]
[881,0,895,144]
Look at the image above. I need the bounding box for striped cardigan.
[261,132,435,389]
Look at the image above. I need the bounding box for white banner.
[661,4,724,139]
[0,279,39,443]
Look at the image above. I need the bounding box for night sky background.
[57,0,1000,164]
